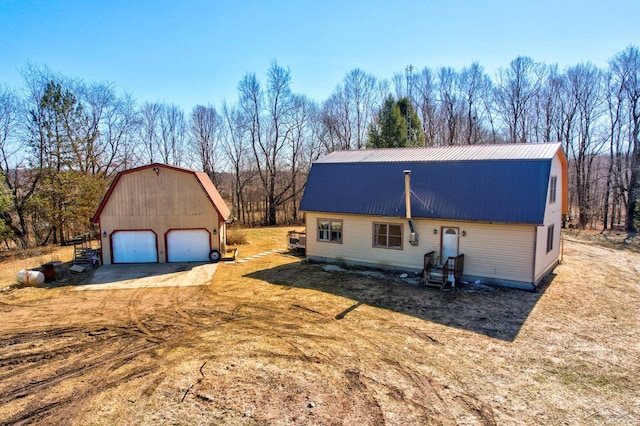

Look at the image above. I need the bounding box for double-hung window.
[373,223,403,249]
[317,219,342,243]
[546,224,554,253]
[549,176,557,204]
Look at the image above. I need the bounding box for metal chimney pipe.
[404,170,418,244]
[403,170,412,219]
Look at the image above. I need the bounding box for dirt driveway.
[0,228,638,425]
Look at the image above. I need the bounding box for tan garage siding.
[306,212,535,284]
[101,168,214,217]
[101,215,217,233]
[97,167,222,264]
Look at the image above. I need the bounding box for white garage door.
[112,231,158,263]
[167,229,211,262]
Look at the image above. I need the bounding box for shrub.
[226,229,248,245]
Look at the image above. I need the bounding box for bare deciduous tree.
[414,67,438,145]
[494,56,545,143]
[603,69,627,230]
[158,103,186,166]
[239,62,292,225]
[459,63,491,145]
[99,93,139,176]
[438,67,462,145]
[611,46,640,232]
[564,63,606,228]
[189,104,220,183]
[320,69,378,152]
[220,102,254,223]
[0,86,29,246]
[139,102,162,164]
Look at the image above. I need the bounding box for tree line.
[1,46,639,248]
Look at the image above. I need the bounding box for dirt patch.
[564,229,640,253]
[0,227,638,425]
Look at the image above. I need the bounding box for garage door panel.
[112,231,158,263]
[167,229,211,262]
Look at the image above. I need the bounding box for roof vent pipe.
[404,170,419,245]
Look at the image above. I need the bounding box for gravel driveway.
[76,262,218,290]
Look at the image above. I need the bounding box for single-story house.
[92,163,231,264]
[299,142,568,290]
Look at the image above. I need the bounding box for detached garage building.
[92,163,231,265]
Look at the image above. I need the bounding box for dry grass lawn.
[0,227,638,425]
[0,244,75,287]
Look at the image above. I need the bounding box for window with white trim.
[317,219,342,243]
[373,223,403,249]
[546,224,554,253]
[549,176,557,204]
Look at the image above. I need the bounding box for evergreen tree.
[367,96,424,148]
[397,97,425,146]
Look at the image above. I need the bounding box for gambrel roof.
[299,142,568,225]
[92,163,230,224]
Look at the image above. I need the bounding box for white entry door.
[441,227,459,264]
[166,229,211,262]
[112,231,158,263]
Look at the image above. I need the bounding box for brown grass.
[0,227,638,425]
[0,244,75,287]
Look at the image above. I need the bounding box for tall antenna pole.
[406,65,414,144]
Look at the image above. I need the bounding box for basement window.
[373,223,403,249]
[549,176,557,204]
[317,219,342,243]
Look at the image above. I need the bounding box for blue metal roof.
[299,159,552,224]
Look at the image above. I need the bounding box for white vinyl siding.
[305,212,536,283]
[534,153,564,283]
[446,224,534,283]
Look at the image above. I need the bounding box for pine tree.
[367,96,424,148]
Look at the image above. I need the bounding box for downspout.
[404,170,419,245]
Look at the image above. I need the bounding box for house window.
[373,223,403,249]
[317,219,342,243]
[546,224,554,253]
[549,176,557,204]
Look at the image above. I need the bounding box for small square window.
[318,219,342,243]
[373,223,403,249]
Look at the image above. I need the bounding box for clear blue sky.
[1,0,638,112]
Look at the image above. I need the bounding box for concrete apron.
[76,262,218,291]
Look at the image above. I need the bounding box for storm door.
[441,227,459,264]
